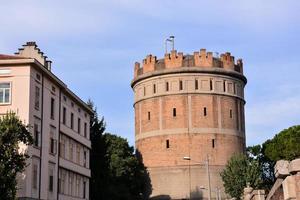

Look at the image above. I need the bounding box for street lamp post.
[183,155,212,200]
[205,154,212,200]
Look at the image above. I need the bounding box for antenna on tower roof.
[165,36,175,54]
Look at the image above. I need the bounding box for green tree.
[102,133,151,200]
[221,154,261,200]
[246,125,300,192]
[247,145,275,191]
[0,112,33,200]
[263,125,300,161]
[88,100,106,200]
[88,100,151,200]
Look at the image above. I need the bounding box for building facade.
[0,42,92,200]
[131,49,247,199]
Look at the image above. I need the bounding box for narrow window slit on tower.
[210,79,213,90]
[148,112,151,120]
[230,109,233,118]
[153,84,156,94]
[166,140,170,148]
[173,108,176,117]
[166,82,169,91]
[204,107,207,116]
[144,87,146,96]
[195,79,198,90]
[212,139,215,148]
[223,81,226,92]
[179,80,183,90]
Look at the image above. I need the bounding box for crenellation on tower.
[194,48,214,67]
[133,49,245,80]
[164,50,183,69]
[236,59,243,73]
[134,62,141,78]
[220,52,235,70]
[142,54,157,73]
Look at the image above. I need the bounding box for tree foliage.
[221,154,261,200]
[0,112,33,200]
[102,133,151,200]
[263,125,300,161]
[88,100,106,200]
[88,100,151,200]
[246,125,300,192]
[247,145,275,191]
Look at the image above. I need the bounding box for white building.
[0,42,92,200]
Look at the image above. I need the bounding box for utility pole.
[206,154,212,200]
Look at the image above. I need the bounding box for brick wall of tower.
[134,94,245,167]
[132,50,247,199]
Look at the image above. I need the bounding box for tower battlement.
[134,49,243,78]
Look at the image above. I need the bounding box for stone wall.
[244,158,300,200]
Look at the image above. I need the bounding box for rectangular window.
[69,173,74,195]
[166,82,169,91]
[49,174,54,192]
[78,118,81,133]
[34,86,40,109]
[173,108,176,117]
[153,84,156,94]
[50,98,55,119]
[60,137,65,158]
[76,176,80,197]
[233,83,236,94]
[84,123,87,138]
[179,80,183,90]
[223,81,226,92]
[62,107,66,125]
[32,164,38,189]
[210,79,213,91]
[36,73,41,81]
[148,112,151,120]
[69,142,74,161]
[195,80,198,90]
[166,140,170,149]
[230,109,233,118]
[83,151,87,167]
[83,181,86,198]
[76,145,81,164]
[0,83,11,104]
[212,139,215,148]
[143,87,146,96]
[71,113,74,129]
[59,170,66,194]
[204,107,207,116]
[34,124,39,147]
[50,137,56,154]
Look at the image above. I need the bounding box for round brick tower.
[131,49,247,200]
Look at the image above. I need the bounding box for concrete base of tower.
[148,165,228,200]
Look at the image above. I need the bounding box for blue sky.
[1,0,300,146]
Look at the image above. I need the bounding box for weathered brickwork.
[137,133,244,167]
[131,49,247,199]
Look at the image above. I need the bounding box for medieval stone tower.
[131,49,247,200]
